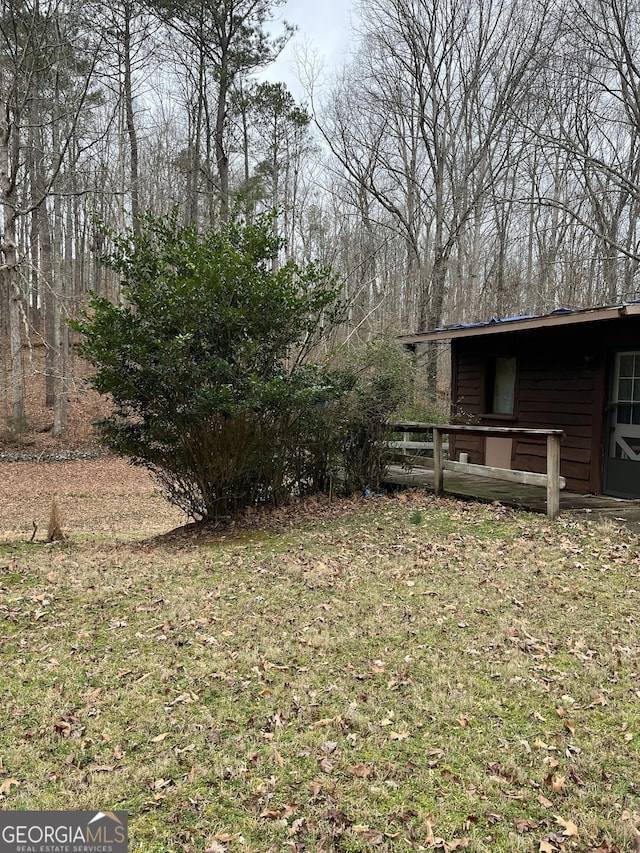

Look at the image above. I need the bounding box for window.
[615,352,640,427]
[488,356,516,415]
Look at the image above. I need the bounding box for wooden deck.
[388,422,565,518]
[384,463,640,534]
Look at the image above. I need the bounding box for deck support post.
[433,427,444,496]
[546,434,561,520]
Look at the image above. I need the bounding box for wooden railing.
[387,433,448,454]
[388,422,566,520]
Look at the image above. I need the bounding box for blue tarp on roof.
[433,307,574,334]
[397,301,640,343]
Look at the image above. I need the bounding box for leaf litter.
[0,466,638,852]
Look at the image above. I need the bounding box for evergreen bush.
[74,213,411,519]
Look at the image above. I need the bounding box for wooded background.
[2,0,640,433]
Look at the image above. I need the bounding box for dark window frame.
[484,356,517,417]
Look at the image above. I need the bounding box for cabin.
[398,302,640,500]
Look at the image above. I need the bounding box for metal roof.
[397,302,640,345]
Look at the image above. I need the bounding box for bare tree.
[313,0,556,389]
[0,0,103,430]
[524,0,640,299]
[148,0,292,220]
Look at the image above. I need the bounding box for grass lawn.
[0,480,639,853]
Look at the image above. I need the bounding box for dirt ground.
[0,457,188,543]
[0,347,187,542]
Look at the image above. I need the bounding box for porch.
[383,462,640,534]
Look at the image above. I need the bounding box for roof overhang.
[398,302,640,345]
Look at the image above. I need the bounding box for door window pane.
[619,379,633,400]
[618,403,632,424]
[619,354,635,377]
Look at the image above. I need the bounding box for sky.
[261,0,357,100]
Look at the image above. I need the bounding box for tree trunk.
[215,79,230,219]
[123,0,140,233]
[0,112,25,427]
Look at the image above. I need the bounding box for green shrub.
[327,338,413,492]
[74,213,412,519]
[73,213,342,519]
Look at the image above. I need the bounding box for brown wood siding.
[450,352,483,462]
[513,358,596,491]
[454,359,483,412]
[450,435,484,463]
[450,328,604,494]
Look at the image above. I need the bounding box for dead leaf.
[289,817,307,837]
[567,765,585,786]
[513,817,540,832]
[319,757,334,774]
[389,730,409,741]
[424,817,448,849]
[260,805,296,820]
[545,773,566,792]
[311,716,341,728]
[352,825,384,844]
[85,687,103,701]
[424,817,436,844]
[325,808,352,828]
[555,815,579,838]
[486,761,515,784]
[538,794,554,809]
[539,841,559,853]
[441,767,462,785]
[151,732,170,743]
[0,779,20,796]
[349,763,373,778]
[271,747,285,767]
[260,808,281,820]
[514,818,539,833]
